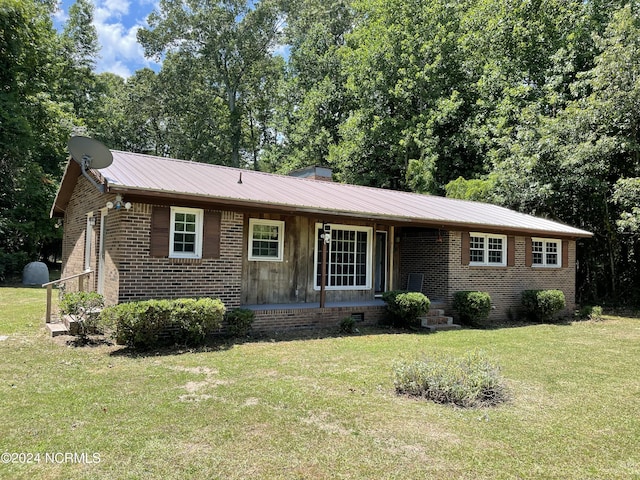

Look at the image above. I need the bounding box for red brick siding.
[112,205,243,307]
[61,176,118,294]
[399,229,449,301]
[250,305,386,333]
[447,231,577,320]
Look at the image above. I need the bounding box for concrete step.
[62,314,80,335]
[421,315,454,326]
[46,323,69,337]
[424,323,462,332]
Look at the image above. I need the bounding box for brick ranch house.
[51,150,592,331]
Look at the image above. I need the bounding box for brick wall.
[399,228,449,301]
[61,176,117,294]
[112,205,243,307]
[447,231,577,320]
[249,305,386,333]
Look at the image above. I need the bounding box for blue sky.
[53,1,289,78]
[54,0,161,78]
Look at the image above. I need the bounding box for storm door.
[374,231,388,293]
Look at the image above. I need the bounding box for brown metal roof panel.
[94,151,592,237]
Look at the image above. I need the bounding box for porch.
[243,299,387,332]
[243,299,458,332]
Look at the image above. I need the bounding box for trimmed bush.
[382,290,430,328]
[453,291,491,325]
[393,350,509,407]
[225,308,255,337]
[521,289,566,322]
[99,298,225,349]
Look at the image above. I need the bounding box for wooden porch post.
[45,284,52,323]
[320,231,327,308]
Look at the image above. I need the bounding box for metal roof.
[61,150,591,237]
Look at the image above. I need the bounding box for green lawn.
[1,287,639,479]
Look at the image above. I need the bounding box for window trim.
[314,223,373,291]
[469,232,507,267]
[531,237,562,268]
[169,207,203,259]
[248,218,285,262]
[84,212,94,271]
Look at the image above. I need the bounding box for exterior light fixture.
[107,194,132,210]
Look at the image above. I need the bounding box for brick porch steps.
[421,308,461,331]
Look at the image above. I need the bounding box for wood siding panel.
[150,206,170,257]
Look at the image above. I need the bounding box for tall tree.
[0,0,73,279]
[270,0,355,174]
[138,0,283,167]
[61,0,99,122]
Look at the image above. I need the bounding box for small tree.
[59,291,105,339]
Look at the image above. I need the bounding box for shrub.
[521,290,566,322]
[393,350,509,408]
[99,298,225,349]
[339,316,357,334]
[577,305,604,321]
[225,308,255,337]
[453,291,492,325]
[59,291,105,337]
[382,290,430,328]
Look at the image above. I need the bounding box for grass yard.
[1,287,639,479]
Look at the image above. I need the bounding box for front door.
[375,231,388,293]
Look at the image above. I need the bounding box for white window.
[248,219,285,261]
[314,223,372,290]
[469,233,507,266]
[170,207,203,258]
[532,238,561,267]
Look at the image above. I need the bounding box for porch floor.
[243,299,386,311]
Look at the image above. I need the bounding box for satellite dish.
[68,136,113,170]
[68,136,113,193]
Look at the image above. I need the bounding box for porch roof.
[53,150,592,238]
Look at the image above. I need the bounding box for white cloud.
[92,0,159,77]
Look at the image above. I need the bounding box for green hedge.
[521,289,566,322]
[225,308,255,337]
[453,291,491,325]
[99,298,225,349]
[382,290,430,328]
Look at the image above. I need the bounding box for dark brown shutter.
[562,240,569,268]
[507,236,515,266]
[461,232,470,265]
[525,237,533,267]
[150,206,170,257]
[203,211,221,259]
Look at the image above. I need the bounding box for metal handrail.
[42,270,93,323]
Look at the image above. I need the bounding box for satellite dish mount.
[68,136,113,193]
